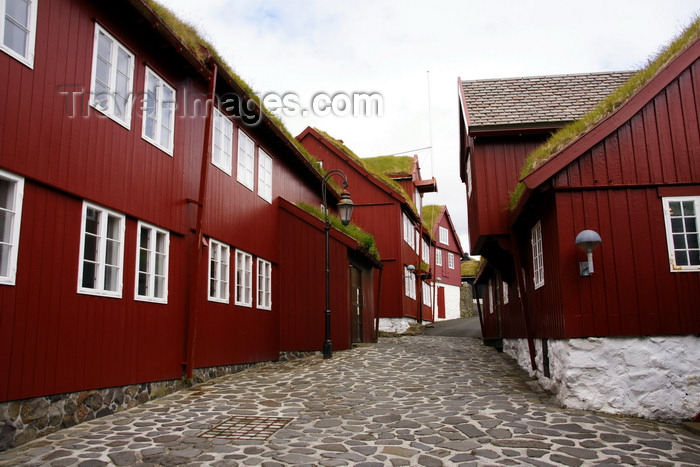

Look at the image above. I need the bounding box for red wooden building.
[297,127,438,332]
[458,22,700,422]
[0,0,379,449]
[422,205,464,321]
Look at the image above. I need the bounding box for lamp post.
[321,169,354,359]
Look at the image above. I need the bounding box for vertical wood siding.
[545,57,700,338]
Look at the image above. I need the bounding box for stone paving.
[1,336,699,466]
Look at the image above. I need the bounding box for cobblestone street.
[1,336,698,466]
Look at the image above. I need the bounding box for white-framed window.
[135,222,169,303]
[422,281,431,307]
[142,68,175,154]
[421,238,430,264]
[237,129,255,190]
[531,221,544,289]
[90,24,134,128]
[488,279,494,314]
[235,250,253,306]
[435,249,443,266]
[502,281,509,305]
[257,258,272,310]
[439,226,449,245]
[257,148,273,203]
[208,239,229,303]
[1,0,38,67]
[0,170,24,285]
[212,108,233,175]
[404,265,416,300]
[78,202,125,297]
[402,213,415,249]
[466,155,473,198]
[448,252,455,269]
[663,196,700,272]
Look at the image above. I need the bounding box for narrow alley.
[1,335,698,466]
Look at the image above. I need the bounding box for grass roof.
[422,205,443,232]
[313,129,419,215]
[363,155,415,177]
[461,259,482,277]
[296,203,380,261]
[509,16,700,210]
[145,0,324,175]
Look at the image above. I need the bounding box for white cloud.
[159,0,698,253]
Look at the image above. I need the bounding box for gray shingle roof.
[461,71,635,128]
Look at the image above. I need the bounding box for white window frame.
[0,170,24,285]
[257,258,272,310]
[439,226,449,245]
[663,196,700,272]
[235,249,253,307]
[208,239,229,303]
[142,67,176,155]
[435,249,443,267]
[77,202,125,298]
[422,281,431,307]
[257,148,273,203]
[531,221,544,289]
[421,238,430,264]
[502,281,509,305]
[466,155,473,198]
[237,129,255,190]
[402,213,415,249]
[135,221,169,303]
[89,24,135,128]
[404,265,416,300]
[212,108,233,175]
[448,252,455,269]
[1,0,38,68]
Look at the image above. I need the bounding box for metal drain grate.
[198,416,294,440]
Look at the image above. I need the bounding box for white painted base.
[378,317,417,334]
[504,336,700,424]
[434,284,462,321]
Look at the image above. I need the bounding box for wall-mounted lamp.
[403,264,416,278]
[575,230,602,277]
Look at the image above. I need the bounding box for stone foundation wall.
[503,335,700,424]
[378,317,417,334]
[0,352,315,451]
[459,283,474,318]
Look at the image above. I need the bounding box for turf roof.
[422,205,444,233]
[509,16,700,210]
[144,0,324,176]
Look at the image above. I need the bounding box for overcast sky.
[159,0,698,252]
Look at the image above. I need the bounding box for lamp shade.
[338,190,354,226]
[575,230,602,251]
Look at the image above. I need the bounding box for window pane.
[671,218,683,233]
[668,201,681,216]
[687,234,699,250]
[137,272,148,296]
[689,250,700,266]
[104,265,118,291]
[106,215,121,240]
[6,0,30,27]
[0,210,11,244]
[3,18,27,56]
[105,239,119,266]
[673,234,686,249]
[685,217,697,233]
[682,201,695,216]
[154,276,165,297]
[83,233,98,262]
[675,250,688,266]
[81,261,96,288]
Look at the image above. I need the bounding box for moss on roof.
[296,203,380,261]
[313,130,418,215]
[363,155,415,177]
[422,205,443,232]
[461,259,482,277]
[145,0,323,175]
[509,16,700,210]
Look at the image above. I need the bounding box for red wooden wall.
[0,0,337,403]
[467,135,547,254]
[522,54,700,339]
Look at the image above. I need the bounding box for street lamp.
[321,169,354,359]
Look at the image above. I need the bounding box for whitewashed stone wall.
[434,284,462,321]
[504,336,700,423]
[378,317,416,334]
